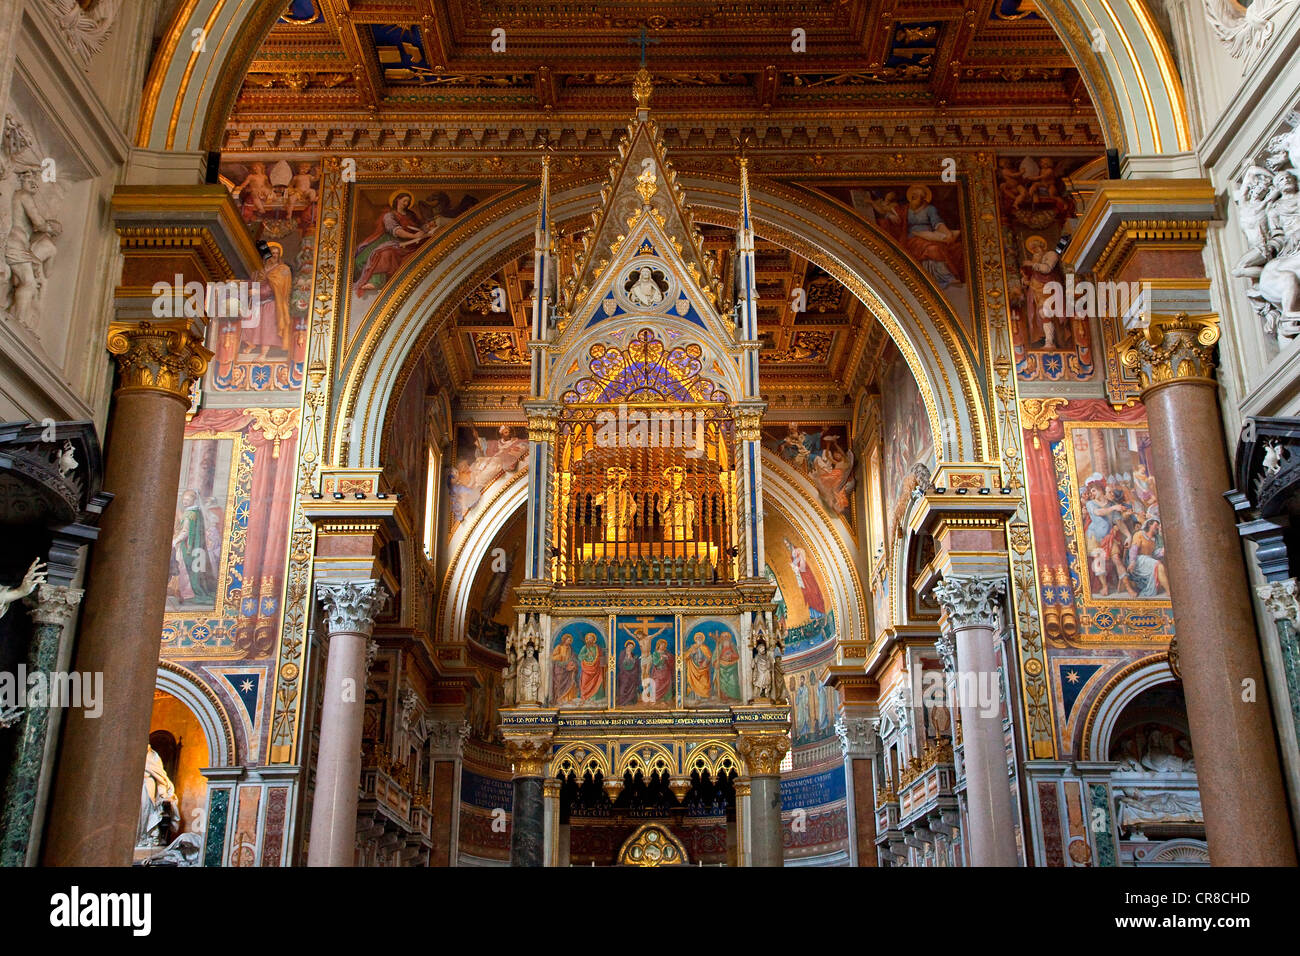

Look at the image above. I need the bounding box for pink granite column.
[934,574,1019,867]
[307,580,387,867]
[1120,315,1296,865]
[43,321,210,866]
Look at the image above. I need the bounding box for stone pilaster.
[1115,315,1297,866]
[522,402,559,582]
[307,580,387,867]
[835,715,879,867]
[426,719,470,867]
[933,573,1019,867]
[0,585,83,865]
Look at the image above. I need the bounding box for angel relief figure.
[354,191,478,295]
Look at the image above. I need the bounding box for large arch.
[155,660,240,768]
[138,0,1191,160]
[347,173,992,478]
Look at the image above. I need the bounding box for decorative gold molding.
[106,320,212,404]
[1116,312,1220,395]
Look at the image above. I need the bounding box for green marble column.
[0,585,83,866]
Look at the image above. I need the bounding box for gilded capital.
[504,734,554,777]
[933,573,1006,631]
[106,320,212,404]
[737,733,790,776]
[1116,313,1220,393]
[316,580,388,637]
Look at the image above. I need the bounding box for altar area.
[496,71,791,866]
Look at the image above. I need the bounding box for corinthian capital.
[835,716,878,759]
[106,320,213,403]
[1117,313,1220,393]
[316,580,388,636]
[1257,579,1299,627]
[737,733,790,775]
[933,574,1006,630]
[24,585,84,628]
[428,719,471,758]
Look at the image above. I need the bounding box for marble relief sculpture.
[0,116,64,333]
[1234,116,1300,343]
[1114,788,1203,835]
[1204,0,1297,64]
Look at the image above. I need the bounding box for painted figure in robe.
[551,633,578,704]
[648,638,675,704]
[616,639,641,706]
[684,632,713,702]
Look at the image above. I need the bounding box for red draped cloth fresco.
[1021,399,1148,639]
[187,408,300,660]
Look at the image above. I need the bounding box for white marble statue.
[1233,139,1300,343]
[1115,787,1203,833]
[55,440,77,479]
[516,638,541,705]
[501,631,518,707]
[751,636,773,701]
[138,745,181,848]
[627,266,664,307]
[0,558,45,620]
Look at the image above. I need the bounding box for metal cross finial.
[627,26,660,67]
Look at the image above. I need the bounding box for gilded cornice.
[111,185,263,281]
[1063,180,1215,280]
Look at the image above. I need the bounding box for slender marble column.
[505,734,552,867]
[835,716,879,867]
[1118,315,1296,866]
[307,580,387,867]
[0,585,83,865]
[933,574,1019,867]
[738,734,789,867]
[43,321,210,866]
